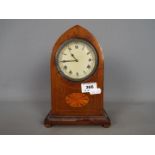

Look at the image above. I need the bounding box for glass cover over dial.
[56,39,98,81]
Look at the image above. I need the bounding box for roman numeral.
[63,65,67,70]
[75,45,78,49]
[87,65,91,69]
[69,70,72,74]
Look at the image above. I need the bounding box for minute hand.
[60,60,77,63]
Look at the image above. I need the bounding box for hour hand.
[71,54,78,62]
[60,60,77,63]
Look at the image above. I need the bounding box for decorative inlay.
[66,93,89,107]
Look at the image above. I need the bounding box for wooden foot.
[44,113,53,128]
[44,111,111,128]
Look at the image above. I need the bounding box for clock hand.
[71,53,78,62]
[60,60,77,63]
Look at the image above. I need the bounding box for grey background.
[0,19,155,134]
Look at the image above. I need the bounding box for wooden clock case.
[44,25,111,127]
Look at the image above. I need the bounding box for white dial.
[56,39,98,81]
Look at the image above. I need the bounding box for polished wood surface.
[44,25,111,127]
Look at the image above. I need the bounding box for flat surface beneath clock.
[0,100,155,135]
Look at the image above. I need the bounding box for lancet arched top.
[51,25,104,68]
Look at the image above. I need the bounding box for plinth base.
[44,111,111,128]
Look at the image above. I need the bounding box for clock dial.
[56,39,98,81]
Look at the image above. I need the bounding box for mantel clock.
[44,25,111,127]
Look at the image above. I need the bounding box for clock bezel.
[55,38,99,82]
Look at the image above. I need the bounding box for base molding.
[44,111,111,128]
